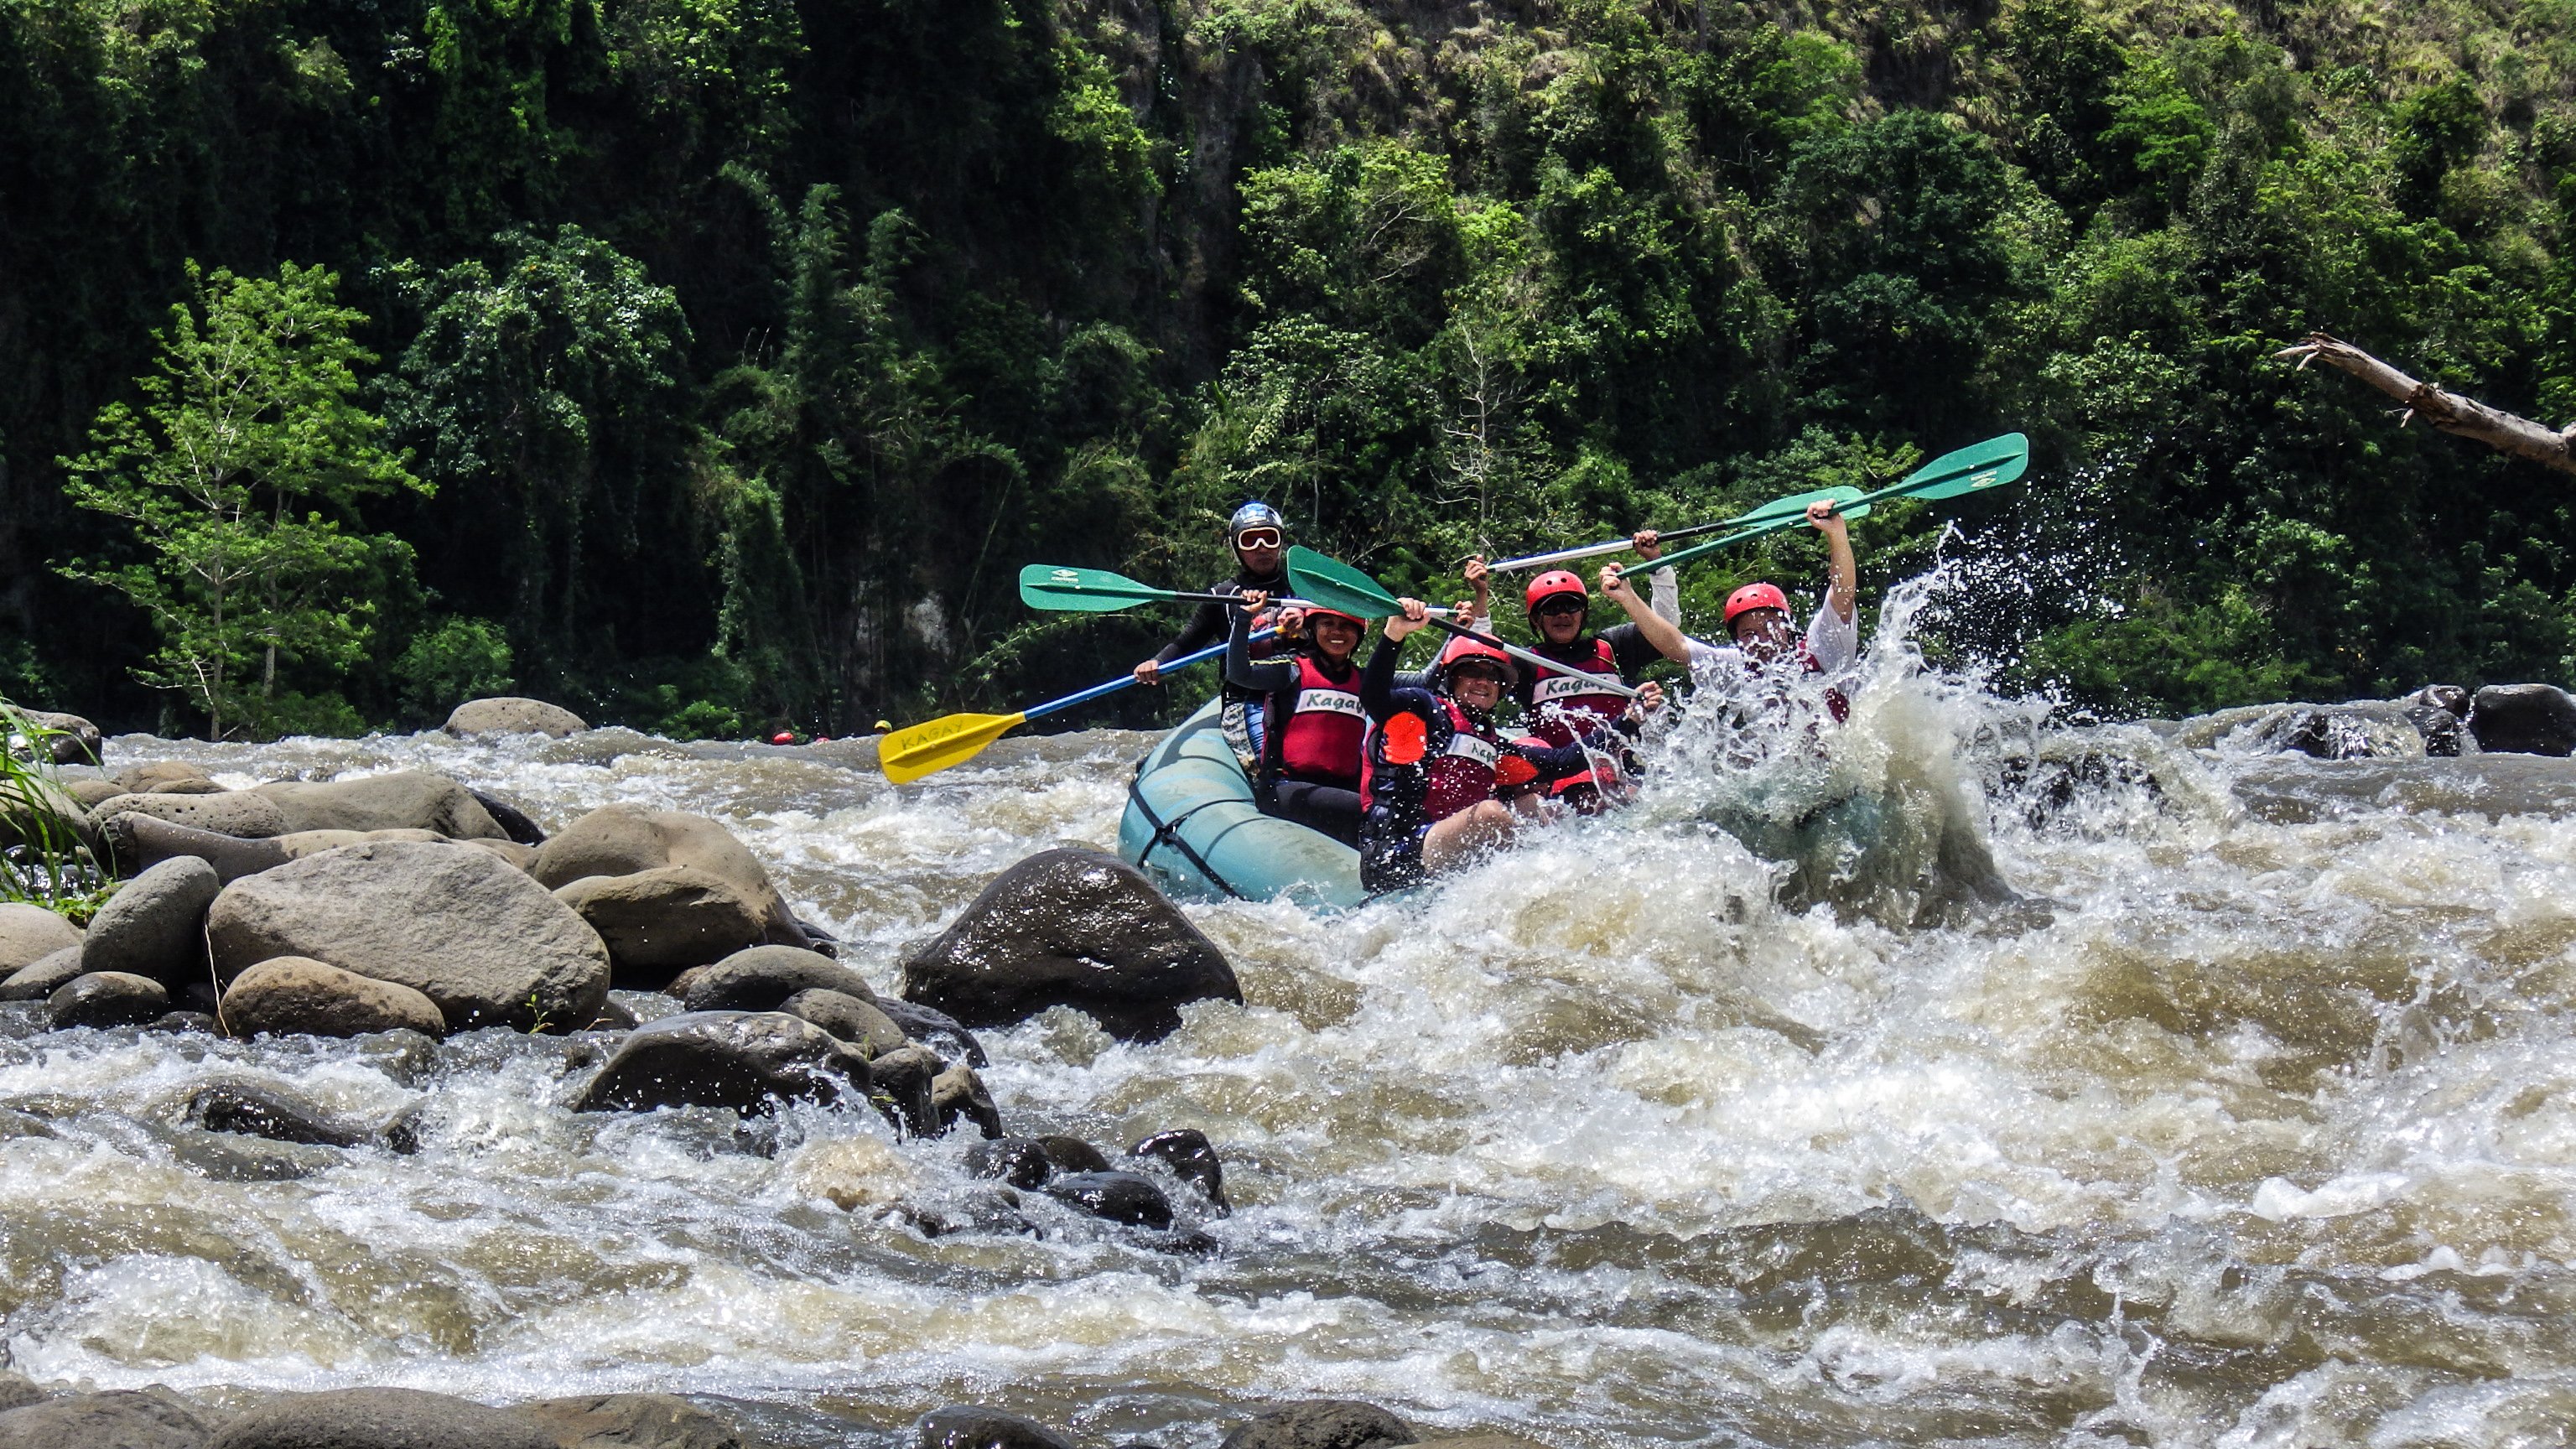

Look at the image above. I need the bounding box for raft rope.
[1126,756,1249,901]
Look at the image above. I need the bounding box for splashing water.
[4,566,2576,1446]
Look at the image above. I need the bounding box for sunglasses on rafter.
[1535,598,1587,616]
[1234,528,1284,550]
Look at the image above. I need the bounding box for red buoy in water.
[771,730,796,745]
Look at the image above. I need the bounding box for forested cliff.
[4,0,2573,737]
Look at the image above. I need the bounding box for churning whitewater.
[6,571,2576,1448]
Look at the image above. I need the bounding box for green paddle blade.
[1879,431,2028,504]
[1019,564,1178,613]
[1285,546,1404,619]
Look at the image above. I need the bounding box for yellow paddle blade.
[878,710,1029,784]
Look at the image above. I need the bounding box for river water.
[6,604,2576,1446]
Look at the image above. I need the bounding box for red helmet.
[1722,582,1791,624]
[1436,635,1514,687]
[1524,569,1589,617]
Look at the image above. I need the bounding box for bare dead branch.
[2274,331,2576,475]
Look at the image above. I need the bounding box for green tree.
[58,262,423,739]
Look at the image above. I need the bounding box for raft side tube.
[1117,699,1368,910]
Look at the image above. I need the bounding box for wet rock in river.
[572,1010,873,1115]
[120,761,221,795]
[49,971,169,1028]
[868,1042,944,1135]
[183,1079,371,1148]
[0,1374,38,1412]
[208,839,610,1033]
[1044,1169,1174,1228]
[1036,1135,1112,1173]
[210,1387,554,1449]
[899,847,1242,1041]
[468,789,547,845]
[779,988,907,1056]
[873,998,988,1067]
[445,695,589,739]
[2470,683,2576,756]
[20,709,101,766]
[0,947,86,1002]
[932,1062,1004,1139]
[221,956,447,1040]
[144,1010,219,1035]
[81,855,218,984]
[0,1389,211,1449]
[917,1406,1077,1449]
[966,1136,1055,1189]
[1218,1402,1417,1449]
[680,945,877,1012]
[0,903,78,975]
[252,771,513,839]
[532,804,807,949]
[1132,1128,1228,1213]
[554,865,770,986]
[521,1393,740,1449]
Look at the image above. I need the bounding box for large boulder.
[521,1394,740,1449]
[899,848,1242,1041]
[1043,1170,1174,1228]
[93,790,292,839]
[1218,1403,1417,1449]
[120,761,222,794]
[207,839,610,1033]
[50,971,170,1028]
[222,956,446,1039]
[0,1389,210,1449]
[917,1408,1077,1449]
[2470,683,2576,756]
[251,771,510,839]
[0,946,86,1001]
[553,867,769,987]
[1132,1128,1228,1213]
[210,1388,553,1449]
[0,902,80,974]
[107,815,532,884]
[183,1079,373,1148]
[445,697,588,739]
[20,709,101,766]
[83,856,219,984]
[679,945,878,1013]
[532,806,804,948]
[778,988,908,1057]
[873,998,988,1067]
[571,1010,873,1115]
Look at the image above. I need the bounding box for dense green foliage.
[4,0,2574,735]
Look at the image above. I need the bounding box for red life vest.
[1265,654,1365,787]
[1361,697,1504,823]
[1521,637,1628,746]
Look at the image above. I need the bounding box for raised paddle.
[877,631,1274,784]
[1020,564,1244,614]
[1285,547,1646,701]
[1616,432,2033,579]
[1489,486,1864,574]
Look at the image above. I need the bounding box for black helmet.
[1228,501,1287,543]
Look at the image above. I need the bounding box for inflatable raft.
[1117,698,1368,909]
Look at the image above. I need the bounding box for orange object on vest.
[1380,712,1428,766]
[1493,754,1538,787]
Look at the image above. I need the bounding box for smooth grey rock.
[898,848,1241,1041]
[207,840,610,1033]
[778,989,907,1057]
[0,902,79,974]
[103,814,298,881]
[83,856,219,984]
[0,1389,209,1449]
[917,1407,1076,1449]
[183,1079,370,1148]
[2470,683,2576,756]
[1043,1170,1175,1228]
[0,947,86,1002]
[572,1010,873,1115]
[21,709,101,766]
[1218,1402,1417,1449]
[221,956,447,1039]
[554,867,768,987]
[252,771,509,840]
[532,806,803,947]
[522,1393,740,1449]
[92,790,292,839]
[49,971,169,1028]
[445,697,588,739]
[1133,1128,1228,1213]
[210,1387,553,1448]
[680,946,877,1013]
[118,761,221,794]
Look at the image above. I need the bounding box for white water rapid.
[8,582,2576,1446]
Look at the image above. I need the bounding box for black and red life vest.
[1520,637,1628,746]
[1261,654,1367,788]
[1360,696,1504,823]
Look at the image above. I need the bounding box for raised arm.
[1810,501,1856,623]
[1602,562,1692,664]
[1224,593,1298,693]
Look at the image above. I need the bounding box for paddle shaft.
[1415,615,1646,701]
[1022,630,1277,722]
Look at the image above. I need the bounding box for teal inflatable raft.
[1117,698,1368,909]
